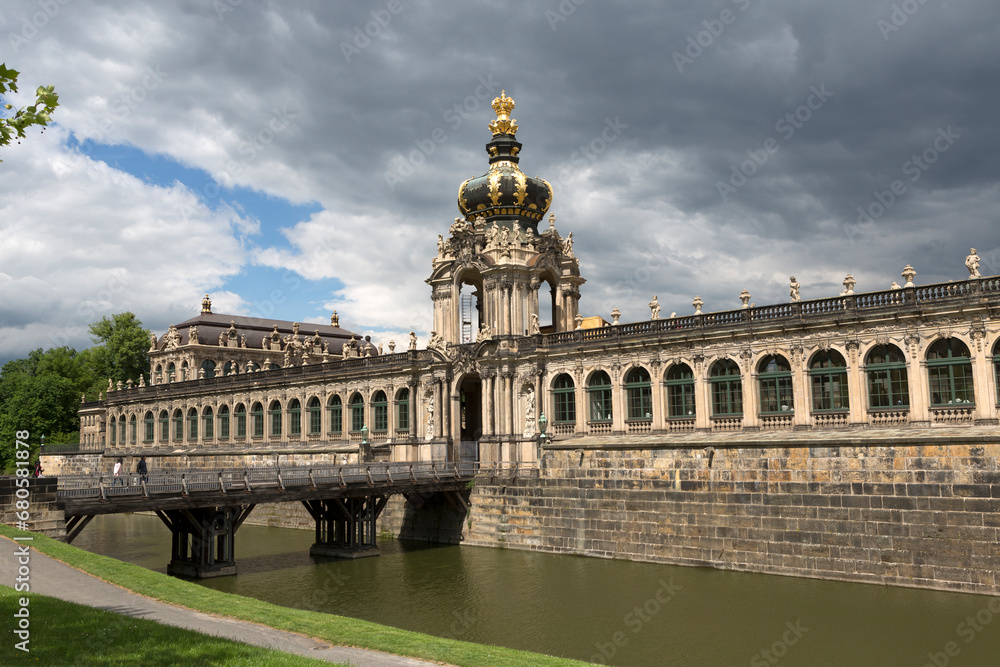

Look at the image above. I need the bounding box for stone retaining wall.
[0,478,65,540]
[459,442,1000,595]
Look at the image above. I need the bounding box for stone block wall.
[39,453,103,477]
[461,443,1000,595]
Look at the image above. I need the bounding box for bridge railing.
[55,460,530,500]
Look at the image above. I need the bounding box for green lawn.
[0,586,337,666]
[0,523,593,666]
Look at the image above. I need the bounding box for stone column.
[742,367,760,429]
[791,351,810,428]
[909,351,931,425]
[972,349,995,422]
[694,361,711,430]
[612,372,625,435]
[845,344,866,425]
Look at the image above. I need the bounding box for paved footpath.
[1,536,448,666]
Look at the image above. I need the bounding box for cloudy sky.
[1,0,998,365]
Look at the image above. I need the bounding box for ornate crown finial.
[201,294,212,314]
[489,90,518,136]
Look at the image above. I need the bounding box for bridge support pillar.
[155,505,255,578]
[303,495,388,558]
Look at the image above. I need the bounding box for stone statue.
[240,334,247,348]
[388,340,396,353]
[841,274,856,296]
[478,322,492,341]
[562,232,574,256]
[437,234,445,256]
[499,225,509,246]
[891,281,901,290]
[262,336,270,350]
[548,212,556,230]
[425,392,435,442]
[149,332,158,351]
[188,326,199,345]
[378,342,383,355]
[428,331,444,351]
[108,378,113,391]
[523,387,536,438]
[530,313,540,334]
[283,347,292,367]
[409,332,417,351]
[649,295,661,320]
[789,277,801,302]
[966,248,981,278]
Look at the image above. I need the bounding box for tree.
[87,312,153,387]
[0,63,58,160]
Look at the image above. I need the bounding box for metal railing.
[55,460,530,500]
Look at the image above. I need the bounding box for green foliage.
[0,62,59,160]
[0,313,150,469]
[88,311,153,386]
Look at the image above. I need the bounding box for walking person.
[137,455,148,484]
[33,460,43,478]
[113,457,124,486]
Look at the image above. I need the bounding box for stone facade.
[68,94,1000,593]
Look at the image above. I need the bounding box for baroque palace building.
[80,92,1000,466]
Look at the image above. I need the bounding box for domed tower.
[427,91,585,345]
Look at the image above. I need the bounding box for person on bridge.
[113,457,124,486]
[137,456,148,484]
[33,461,43,478]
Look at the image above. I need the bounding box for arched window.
[158,410,169,442]
[810,350,849,412]
[188,408,198,440]
[119,417,127,445]
[552,374,576,424]
[109,416,116,445]
[349,393,365,432]
[328,395,343,435]
[666,364,695,418]
[167,362,176,383]
[395,389,409,432]
[269,400,282,437]
[927,338,974,406]
[203,406,214,439]
[307,397,322,435]
[200,360,216,379]
[288,399,301,437]
[710,359,743,416]
[758,355,793,414]
[372,391,388,431]
[172,409,183,442]
[129,415,137,444]
[866,344,909,408]
[994,340,1000,404]
[143,411,154,442]
[625,367,652,420]
[251,402,264,437]
[154,364,163,384]
[235,403,247,438]
[218,405,230,439]
[181,361,190,381]
[587,371,613,422]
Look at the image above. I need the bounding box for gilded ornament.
[513,169,527,205]
[457,178,470,214]
[488,90,519,136]
[488,170,503,206]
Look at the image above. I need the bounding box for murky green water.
[73,513,1000,666]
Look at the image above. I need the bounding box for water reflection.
[72,514,1000,666]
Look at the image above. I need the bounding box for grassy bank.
[0,585,336,666]
[0,523,592,666]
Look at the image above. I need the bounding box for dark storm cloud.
[1,0,998,362]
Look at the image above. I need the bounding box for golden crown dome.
[488,90,518,137]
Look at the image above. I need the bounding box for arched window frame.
[119,416,127,445]
[172,409,183,442]
[167,362,176,383]
[235,403,247,438]
[219,405,230,439]
[758,355,794,414]
[994,339,1000,405]
[269,400,282,437]
[109,416,117,445]
[625,367,653,421]
[143,411,154,442]
[552,373,576,424]
[158,410,169,442]
[372,391,388,432]
[203,406,214,440]
[288,399,301,437]
[349,394,365,433]
[809,350,849,412]
[328,395,343,435]
[395,389,410,432]
[927,338,975,406]
[200,359,217,379]
[188,407,198,440]
[710,359,743,417]
[665,364,695,418]
[307,397,322,435]
[251,402,264,438]
[865,344,909,409]
[587,371,613,423]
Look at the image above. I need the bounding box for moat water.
[73,513,1000,666]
